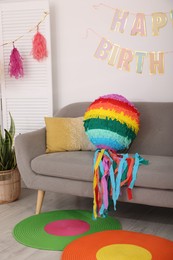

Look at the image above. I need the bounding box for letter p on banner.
[152,12,167,36]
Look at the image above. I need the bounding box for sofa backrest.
[56,102,173,156]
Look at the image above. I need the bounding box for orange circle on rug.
[61,230,173,260]
[96,244,152,260]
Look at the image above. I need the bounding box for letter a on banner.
[111,9,129,33]
[131,13,147,36]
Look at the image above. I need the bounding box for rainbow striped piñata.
[84,94,148,219]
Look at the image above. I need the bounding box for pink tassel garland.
[32,31,48,61]
[9,47,24,79]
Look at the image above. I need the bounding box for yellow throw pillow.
[45,117,95,153]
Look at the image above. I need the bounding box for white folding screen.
[0,0,52,134]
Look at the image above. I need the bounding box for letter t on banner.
[94,38,113,60]
[111,9,129,33]
[149,52,164,74]
[135,51,147,73]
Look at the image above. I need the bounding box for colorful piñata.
[83,94,148,219]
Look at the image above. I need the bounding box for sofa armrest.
[15,128,46,188]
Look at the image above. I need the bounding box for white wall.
[1,0,173,110]
[49,0,173,111]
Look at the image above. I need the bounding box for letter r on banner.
[117,48,134,72]
[94,38,113,60]
[149,52,164,74]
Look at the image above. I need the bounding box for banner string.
[82,28,102,39]
[83,27,173,54]
[92,3,171,16]
[0,11,49,47]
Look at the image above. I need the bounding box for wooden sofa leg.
[35,190,45,214]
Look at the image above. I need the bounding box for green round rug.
[13,210,121,251]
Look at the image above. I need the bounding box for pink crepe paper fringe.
[32,31,48,61]
[9,47,24,79]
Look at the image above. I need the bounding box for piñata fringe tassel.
[93,149,148,219]
[9,46,24,79]
[32,31,48,61]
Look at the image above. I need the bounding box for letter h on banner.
[111,9,129,33]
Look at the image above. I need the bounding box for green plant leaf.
[0,126,4,147]
[1,130,12,169]
[0,114,16,171]
[9,112,15,140]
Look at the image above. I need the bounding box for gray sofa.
[15,102,173,214]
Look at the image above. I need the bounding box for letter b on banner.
[94,38,113,60]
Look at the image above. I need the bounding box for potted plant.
[0,113,21,204]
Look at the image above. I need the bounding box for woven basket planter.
[0,168,21,204]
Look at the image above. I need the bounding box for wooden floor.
[0,188,173,260]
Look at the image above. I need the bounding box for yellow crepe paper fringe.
[84,108,139,134]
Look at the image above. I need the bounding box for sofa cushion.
[45,117,95,153]
[31,152,173,190]
[31,151,94,182]
[135,154,173,190]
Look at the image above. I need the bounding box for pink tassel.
[9,46,24,79]
[32,31,48,61]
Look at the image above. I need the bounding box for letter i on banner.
[111,9,129,33]
[117,48,134,72]
[149,52,164,74]
[94,38,113,60]
[152,13,167,36]
[108,45,120,66]
[131,13,147,36]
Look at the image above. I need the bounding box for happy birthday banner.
[86,4,173,75]
[94,36,166,74]
[93,3,173,36]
